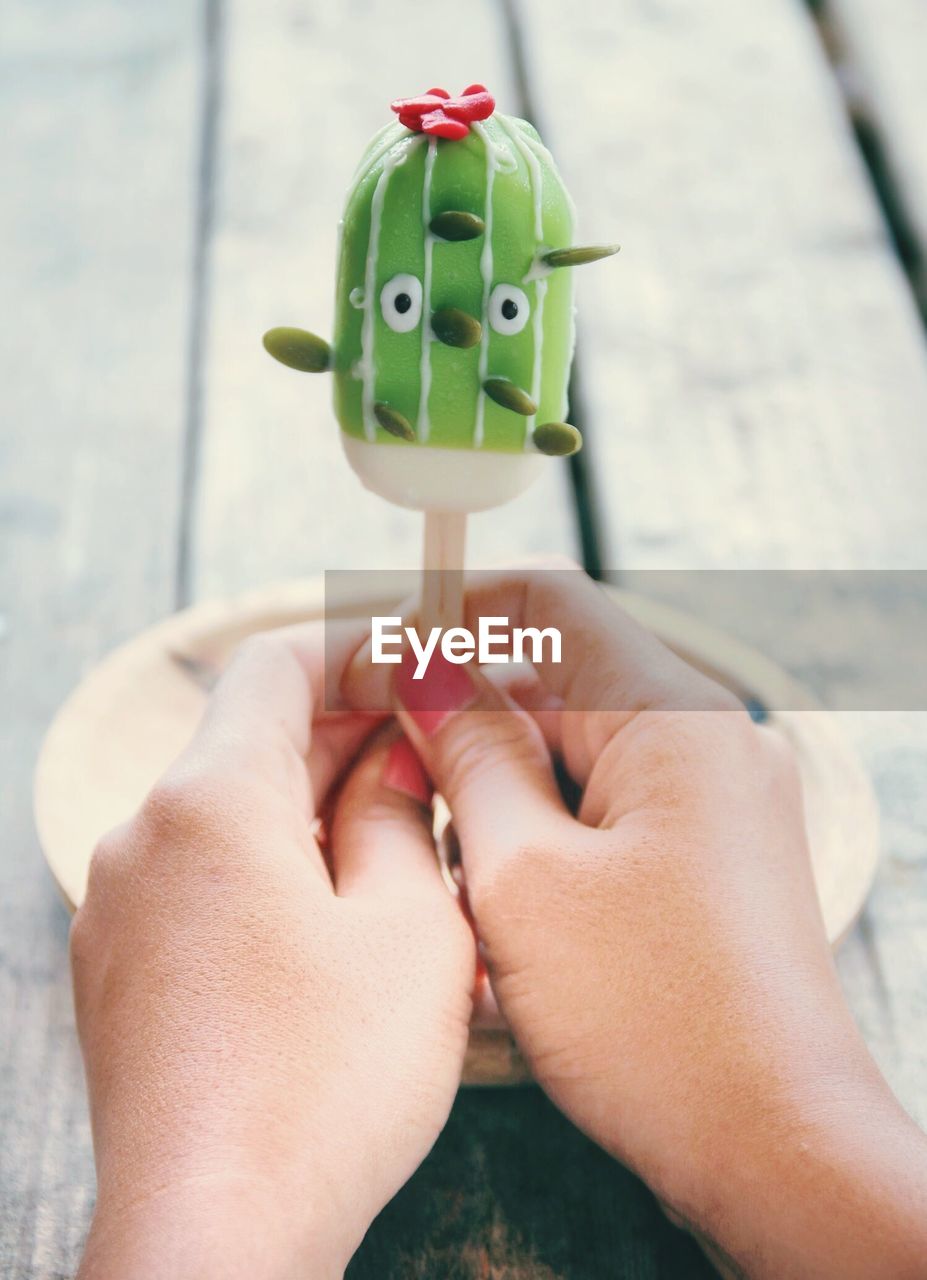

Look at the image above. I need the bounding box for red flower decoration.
[390,84,495,140]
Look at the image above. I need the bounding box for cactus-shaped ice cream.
[264,85,617,512]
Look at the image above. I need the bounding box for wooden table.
[3,1,927,1274]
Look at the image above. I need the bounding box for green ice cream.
[263,85,618,503]
[333,113,576,453]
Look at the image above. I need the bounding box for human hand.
[345,569,927,1279]
[71,625,475,1280]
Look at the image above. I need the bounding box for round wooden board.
[34,580,879,1087]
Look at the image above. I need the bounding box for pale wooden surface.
[1,1,200,1273]
[4,0,927,1274]
[520,0,927,571]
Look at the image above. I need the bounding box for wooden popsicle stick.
[420,510,467,634]
[419,509,491,1029]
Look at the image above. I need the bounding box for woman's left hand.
[72,625,475,1280]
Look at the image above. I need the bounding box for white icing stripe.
[520,130,577,227]
[360,167,390,441]
[418,138,437,442]
[523,257,553,284]
[515,124,577,427]
[359,135,421,441]
[472,121,511,448]
[529,275,548,447]
[344,123,399,209]
[518,127,577,284]
[482,122,518,174]
[500,119,544,241]
[500,119,547,449]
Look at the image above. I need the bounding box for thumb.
[392,648,572,894]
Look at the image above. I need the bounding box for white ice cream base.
[341,434,545,513]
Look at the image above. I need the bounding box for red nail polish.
[382,735,433,806]
[395,646,477,737]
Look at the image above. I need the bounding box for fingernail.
[382,735,433,806]
[395,647,477,737]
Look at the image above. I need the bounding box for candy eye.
[488,284,530,335]
[380,274,423,333]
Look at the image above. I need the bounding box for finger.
[391,648,575,898]
[329,726,447,900]
[341,556,582,712]
[308,712,386,809]
[341,566,680,715]
[347,568,736,785]
[341,593,421,713]
[439,829,507,1031]
[487,665,568,757]
[200,618,370,752]
[456,569,723,712]
[187,619,378,802]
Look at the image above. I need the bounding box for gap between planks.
[803,0,927,328]
[176,0,225,609]
[498,0,607,579]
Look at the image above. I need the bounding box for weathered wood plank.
[825,0,927,308]
[0,1,202,1275]
[516,0,927,1125]
[189,0,577,602]
[518,0,927,570]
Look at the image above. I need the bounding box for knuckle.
[354,793,427,836]
[68,903,95,971]
[663,672,743,715]
[230,629,290,676]
[138,768,226,845]
[441,712,540,798]
[87,828,121,878]
[70,834,128,966]
[83,823,131,900]
[233,631,276,664]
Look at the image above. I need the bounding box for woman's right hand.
[346,569,927,1279]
